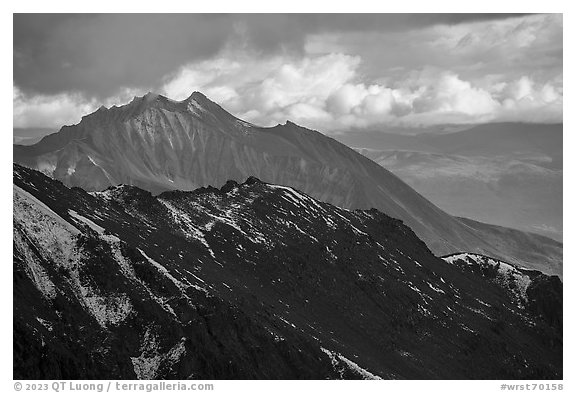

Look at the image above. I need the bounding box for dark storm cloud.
[14,13,528,98]
[234,14,529,50]
[14,14,234,97]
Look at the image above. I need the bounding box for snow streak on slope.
[13,92,562,276]
[68,209,106,234]
[443,253,533,305]
[13,164,563,380]
[14,185,134,327]
[159,200,216,258]
[130,329,187,380]
[321,347,383,380]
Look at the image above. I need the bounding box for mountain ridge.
[13,91,562,276]
[351,123,562,241]
[13,164,562,379]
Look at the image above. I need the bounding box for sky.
[13,13,563,134]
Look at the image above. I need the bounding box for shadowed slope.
[13,93,562,275]
[13,164,562,379]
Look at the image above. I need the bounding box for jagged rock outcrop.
[13,165,562,379]
[13,92,562,276]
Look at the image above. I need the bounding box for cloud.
[13,87,145,129]
[160,52,359,125]
[14,49,562,131]
[13,87,96,129]
[410,72,499,117]
[14,47,562,131]
[13,14,562,132]
[158,53,562,131]
[305,14,562,87]
[14,14,534,99]
[496,77,563,123]
[14,14,232,98]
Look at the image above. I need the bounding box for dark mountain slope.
[13,164,561,379]
[13,93,562,276]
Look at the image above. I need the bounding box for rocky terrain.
[13,164,562,379]
[13,92,562,276]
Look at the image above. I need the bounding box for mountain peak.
[187,91,209,101]
[86,91,226,123]
[142,91,161,102]
[181,91,245,126]
[244,176,264,186]
[122,91,166,110]
[184,91,221,112]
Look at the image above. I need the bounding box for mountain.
[354,148,562,241]
[337,123,562,240]
[13,164,562,379]
[442,252,562,332]
[13,127,57,147]
[13,135,44,146]
[13,92,562,276]
[335,123,562,169]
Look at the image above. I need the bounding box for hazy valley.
[337,124,562,241]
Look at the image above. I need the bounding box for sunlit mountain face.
[14,92,562,276]
[13,13,563,381]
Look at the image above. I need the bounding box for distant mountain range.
[13,164,562,379]
[336,123,562,169]
[13,127,56,146]
[13,92,562,276]
[340,123,562,241]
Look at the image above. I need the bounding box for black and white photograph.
[10,9,567,388]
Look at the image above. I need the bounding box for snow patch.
[130,329,186,380]
[159,200,216,258]
[138,249,188,293]
[68,210,105,234]
[36,317,53,332]
[427,282,446,294]
[81,291,133,328]
[320,347,382,380]
[443,253,533,303]
[14,185,80,236]
[13,229,58,300]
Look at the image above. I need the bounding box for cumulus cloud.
[14,50,562,131]
[157,52,562,131]
[305,14,562,88]
[160,53,359,125]
[495,77,563,123]
[13,87,97,129]
[13,87,145,129]
[14,14,526,99]
[13,14,562,132]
